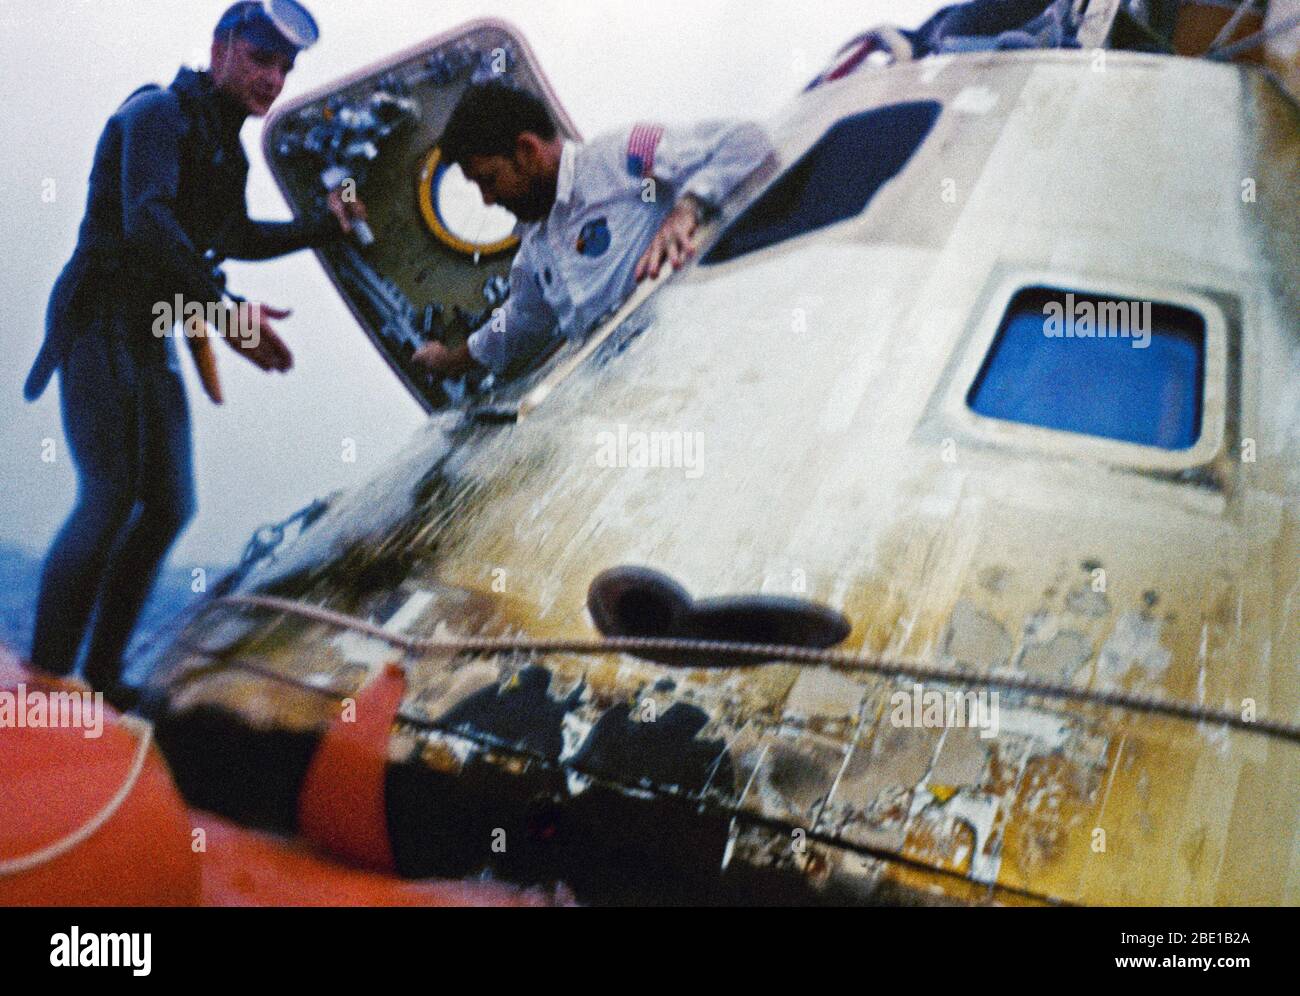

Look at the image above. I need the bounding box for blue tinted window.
[701,101,941,265]
[967,287,1205,450]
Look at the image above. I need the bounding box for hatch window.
[967,287,1206,450]
[701,100,941,265]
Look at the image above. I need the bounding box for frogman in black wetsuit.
[22,1,366,710]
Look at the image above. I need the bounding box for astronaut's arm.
[413,249,557,378]
[464,249,558,376]
[653,119,776,213]
[635,120,775,280]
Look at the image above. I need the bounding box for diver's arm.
[217,213,335,260]
[216,190,359,260]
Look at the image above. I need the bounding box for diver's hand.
[635,195,703,281]
[412,341,479,378]
[224,303,294,373]
[327,188,369,236]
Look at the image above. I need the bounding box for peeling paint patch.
[560,712,594,764]
[331,631,399,667]
[943,600,1013,669]
[977,565,1011,593]
[995,707,1071,752]
[1065,585,1110,617]
[945,791,1003,882]
[1097,611,1173,684]
[952,85,999,114]
[785,667,867,722]
[1019,628,1092,682]
[909,787,1004,883]
[331,588,436,666]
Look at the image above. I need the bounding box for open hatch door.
[263,18,580,411]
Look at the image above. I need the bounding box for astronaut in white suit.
[413,83,774,379]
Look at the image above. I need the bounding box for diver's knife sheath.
[184,317,224,405]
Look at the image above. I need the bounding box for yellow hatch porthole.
[417,147,520,258]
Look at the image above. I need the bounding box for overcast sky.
[0,0,942,566]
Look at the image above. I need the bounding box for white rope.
[0,715,155,877]
[213,593,1300,745]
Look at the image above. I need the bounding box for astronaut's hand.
[635,195,703,281]
[412,341,478,377]
[327,188,369,236]
[224,303,294,373]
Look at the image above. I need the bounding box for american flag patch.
[626,123,664,179]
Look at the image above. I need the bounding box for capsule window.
[966,287,1206,450]
[701,100,941,265]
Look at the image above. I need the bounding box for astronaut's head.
[440,83,564,222]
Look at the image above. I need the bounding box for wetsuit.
[23,66,337,689]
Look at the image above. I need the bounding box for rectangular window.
[966,287,1205,450]
[701,101,941,265]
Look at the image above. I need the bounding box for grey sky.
[0,0,941,566]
